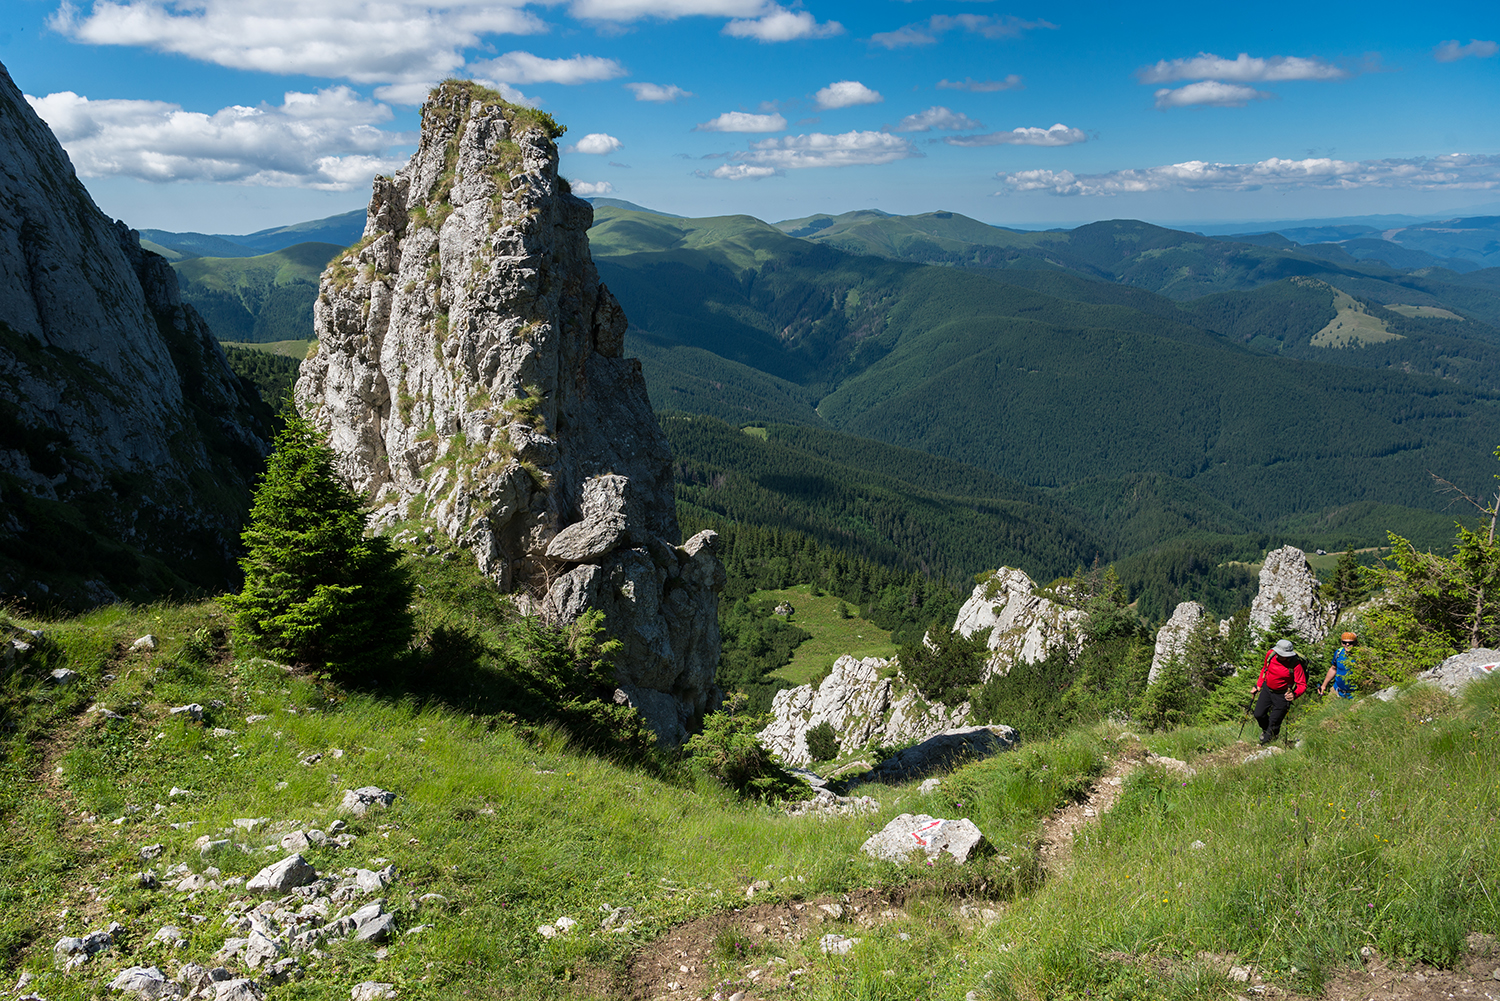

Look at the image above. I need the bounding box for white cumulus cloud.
[701,163,780,179]
[723,3,843,41]
[25,86,410,190]
[724,130,922,171]
[1434,39,1499,62]
[997,154,1500,196]
[1137,52,1348,84]
[937,75,1024,92]
[568,0,766,20]
[626,82,693,102]
[889,106,983,132]
[571,180,614,195]
[695,111,788,132]
[1153,81,1272,108]
[945,123,1086,147]
[470,52,627,85]
[566,133,624,154]
[870,14,1055,49]
[814,80,882,109]
[48,0,545,89]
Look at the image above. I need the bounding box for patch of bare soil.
[1037,742,1147,869]
[621,888,907,1001]
[1318,951,1500,1001]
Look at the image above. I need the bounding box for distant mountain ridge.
[140,208,365,261]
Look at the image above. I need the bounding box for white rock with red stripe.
[860,813,988,864]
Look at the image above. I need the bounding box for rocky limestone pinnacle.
[296,81,722,743]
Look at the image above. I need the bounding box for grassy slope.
[4,576,1498,1001]
[750,583,897,684]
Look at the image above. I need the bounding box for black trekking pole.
[1237,689,1257,741]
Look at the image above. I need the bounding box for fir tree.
[225,415,413,673]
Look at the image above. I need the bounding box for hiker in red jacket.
[1252,638,1307,745]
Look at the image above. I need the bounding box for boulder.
[54,927,114,967]
[865,725,1018,783]
[1412,648,1500,696]
[212,981,264,1001]
[1250,546,1331,646]
[339,787,397,817]
[108,966,177,998]
[296,80,723,743]
[861,814,989,864]
[1149,601,1205,684]
[246,855,318,895]
[955,568,1086,678]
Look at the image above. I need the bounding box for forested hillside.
[173,242,338,343]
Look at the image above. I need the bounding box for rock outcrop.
[0,61,270,606]
[1149,600,1206,684]
[1250,546,1331,645]
[758,655,969,766]
[296,81,722,742]
[954,568,1087,678]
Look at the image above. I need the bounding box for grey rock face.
[1250,546,1331,646]
[0,62,268,605]
[1149,601,1206,684]
[861,814,989,864]
[297,80,722,742]
[108,965,177,998]
[955,569,1086,678]
[758,655,969,766]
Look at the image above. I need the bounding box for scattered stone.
[1242,746,1284,764]
[784,788,881,818]
[54,927,114,967]
[327,820,347,834]
[233,818,268,832]
[151,925,187,949]
[210,728,236,738]
[350,983,396,1001]
[169,788,193,798]
[138,870,160,889]
[48,668,80,686]
[339,787,397,817]
[416,893,449,909]
[1190,840,1207,850]
[199,840,230,856]
[264,958,302,985]
[140,844,164,860]
[745,881,771,899]
[819,934,859,955]
[246,855,318,895]
[601,906,633,930]
[536,925,557,940]
[281,831,312,852]
[298,753,323,767]
[555,916,577,933]
[245,715,270,724]
[212,980,264,1001]
[861,814,989,864]
[1229,966,1252,982]
[1145,753,1197,778]
[131,635,158,651]
[919,778,942,795]
[169,704,204,721]
[108,965,176,998]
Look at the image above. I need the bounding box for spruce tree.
[225,415,413,673]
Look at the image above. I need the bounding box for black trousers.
[1253,687,1292,740]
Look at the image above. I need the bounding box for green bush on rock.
[224,414,414,673]
[684,695,810,802]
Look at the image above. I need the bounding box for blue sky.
[4,0,1498,234]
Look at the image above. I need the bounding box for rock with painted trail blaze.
[297,79,722,744]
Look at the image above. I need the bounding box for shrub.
[224,415,414,673]
[901,626,990,705]
[805,720,838,761]
[684,695,809,802]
